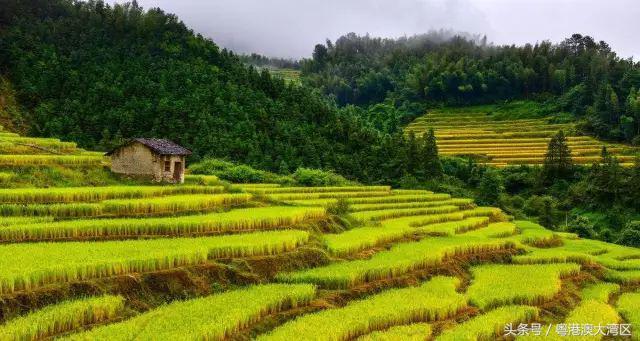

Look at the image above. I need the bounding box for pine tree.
[630,156,640,202]
[406,131,419,175]
[538,198,556,229]
[421,128,442,179]
[590,145,625,204]
[556,130,573,173]
[542,130,573,182]
[477,170,502,206]
[601,145,609,159]
[626,87,640,135]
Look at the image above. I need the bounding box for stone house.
[106,138,191,183]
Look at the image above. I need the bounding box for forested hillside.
[0,0,399,180]
[302,33,640,143]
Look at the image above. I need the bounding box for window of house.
[164,160,171,172]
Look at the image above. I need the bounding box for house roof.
[106,138,192,156]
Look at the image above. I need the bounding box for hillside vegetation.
[302,32,640,145]
[0,129,637,339]
[0,0,403,182]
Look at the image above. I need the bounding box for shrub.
[617,221,640,247]
[327,198,350,215]
[568,215,597,239]
[291,167,355,186]
[477,170,503,206]
[189,158,292,184]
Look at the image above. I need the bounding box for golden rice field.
[0,129,639,339]
[405,110,639,167]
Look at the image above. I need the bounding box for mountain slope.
[0,0,389,180]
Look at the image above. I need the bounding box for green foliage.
[291,168,355,187]
[541,130,574,183]
[326,198,350,216]
[189,159,355,187]
[67,284,316,340]
[567,215,598,239]
[189,159,292,184]
[617,221,640,247]
[421,129,443,179]
[477,170,503,206]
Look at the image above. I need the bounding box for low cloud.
[109,0,639,59]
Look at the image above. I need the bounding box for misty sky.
[109,0,640,59]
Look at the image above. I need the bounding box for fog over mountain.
[110,0,639,59]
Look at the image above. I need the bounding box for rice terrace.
[1,0,640,340]
[0,125,638,339]
[405,105,640,167]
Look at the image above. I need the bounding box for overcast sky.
[109,0,640,59]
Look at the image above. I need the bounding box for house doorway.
[173,161,182,181]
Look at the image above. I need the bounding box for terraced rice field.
[0,129,639,339]
[405,110,638,167]
[0,125,107,167]
[267,68,301,84]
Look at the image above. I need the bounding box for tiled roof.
[106,138,192,156]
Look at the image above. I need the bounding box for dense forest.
[302,33,640,142]
[0,0,404,182]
